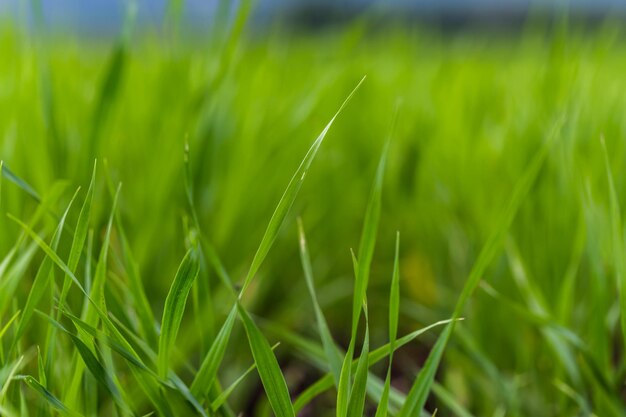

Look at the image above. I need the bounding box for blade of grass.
[66,184,121,408]
[18,375,79,417]
[0,356,23,400]
[338,141,389,417]
[297,218,343,386]
[190,304,237,397]
[0,164,41,204]
[58,162,96,314]
[0,311,20,342]
[158,248,200,378]
[239,76,366,297]
[189,80,365,409]
[237,302,295,417]
[11,187,80,351]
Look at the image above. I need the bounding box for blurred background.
[2,1,626,416]
[3,0,626,35]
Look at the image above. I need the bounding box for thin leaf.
[11,187,80,349]
[59,161,97,312]
[19,375,79,417]
[239,77,366,297]
[297,218,343,386]
[158,248,200,378]
[339,141,389,417]
[237,302,295,417]
[190,304,237,398]
[0,311,20,342]
[0,356,23,400]
[0,164,41,203]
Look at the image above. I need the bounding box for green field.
[2,13,626,417]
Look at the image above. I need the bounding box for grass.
[2,8,626,417]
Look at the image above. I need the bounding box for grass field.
[2,10,626,417]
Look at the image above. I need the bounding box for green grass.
[2,10,626,417]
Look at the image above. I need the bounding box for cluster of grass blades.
[0,71,564,417]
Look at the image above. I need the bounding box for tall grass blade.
[0,164,41,203]
[297,218,343,386]
[59,162,96,311]
[20,375,79,417]
[239,77,366,297]
[158,248,200,378]
[338,141,389,417]
[237,302,295,417]
[0,311,20,342]
[11,187,80,350]
[190,304,237,398]
[0,356,23,400]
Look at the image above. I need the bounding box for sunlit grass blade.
[0,164,41,203]
[59,162,96,311]
[239,76,366,297]
[19,375,79,417]
[83,183,120,323]
[0,241,39,320]
[190,304,237,398]
[375,231,401,417]
[237,302,295,417]
[0,311,20,342]
[297,218,343,386]
[11,187,80,351]
[158,248,200,378]
[0,356,23,400]
[397,116,563,417]
[339,141,388,417]
[66,184,120,408]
